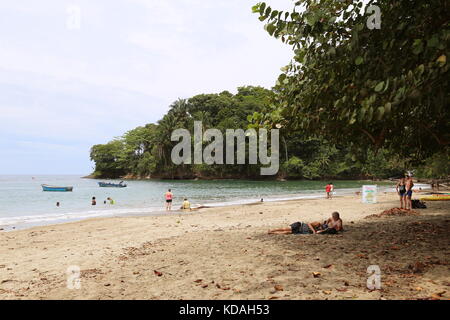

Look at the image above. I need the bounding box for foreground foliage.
[251,0,449,161]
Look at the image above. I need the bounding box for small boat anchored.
[98,181,127,188]
[41,184,73,192]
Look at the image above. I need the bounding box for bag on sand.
[320,228,338,235]
[412,199,427,209]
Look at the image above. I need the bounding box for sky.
[0,0,295,175]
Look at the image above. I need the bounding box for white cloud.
[0,0,296,174]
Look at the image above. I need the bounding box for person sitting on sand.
[180,198,191,211]
[268,212,343,235]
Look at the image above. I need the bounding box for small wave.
[0,207,164,227]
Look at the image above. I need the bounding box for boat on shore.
[98,181,127,188]
[420,194,450,201]
[41,184,73,192]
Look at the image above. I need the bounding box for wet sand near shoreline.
[0,193,449,300]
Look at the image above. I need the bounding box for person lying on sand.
[268,212,343,235]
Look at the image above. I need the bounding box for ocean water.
[0,175,400,230]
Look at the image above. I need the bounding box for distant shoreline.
[83,174,396,183]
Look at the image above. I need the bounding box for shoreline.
[1,191,448,299]
[0,183,422,232]
[0,193,330,232]
[0,189,422,233]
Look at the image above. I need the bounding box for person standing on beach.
[325,183,334,199]
[165,189,173,211]
[405,176,414,210]
[92,197,97,206]
[396,178,407,209]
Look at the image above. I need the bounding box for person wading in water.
[165,189,173,211]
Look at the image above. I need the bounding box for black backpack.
[320,228,338,235]
[412,199,427,209]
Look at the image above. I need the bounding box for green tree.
[252,0,449,161]
[90,140,126,178]
[89,85,406,180]
[416,151,450,179]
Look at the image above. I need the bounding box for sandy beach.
[0,192,449,300]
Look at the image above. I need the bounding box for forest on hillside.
[90,0,449,180]
[90,85,425,180]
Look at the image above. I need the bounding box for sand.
[0,192,449,300]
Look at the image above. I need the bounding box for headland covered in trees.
[89,85,447,181]
[90,0,449,181]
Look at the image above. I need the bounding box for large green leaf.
[355,56,364,65]
[374,81,384,92]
